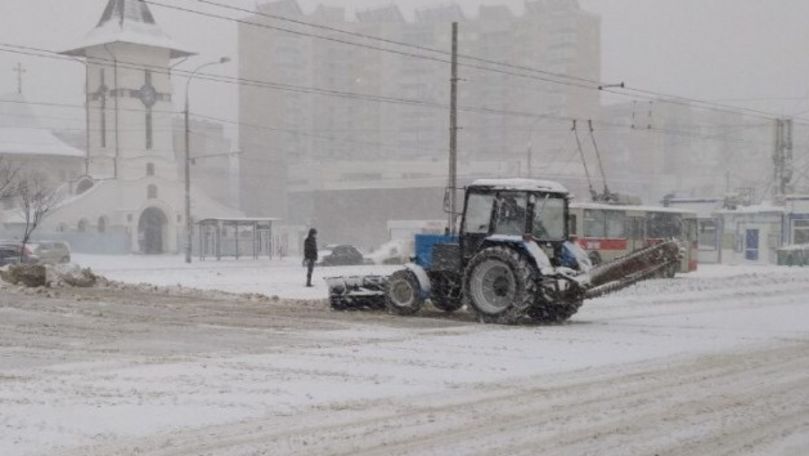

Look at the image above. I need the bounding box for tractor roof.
[469,178,568,194]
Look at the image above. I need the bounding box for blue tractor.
[327,178,680,324]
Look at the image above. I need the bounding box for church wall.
[42,179,182,254]
[85,44,176,182]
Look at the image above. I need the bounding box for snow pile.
[0,263,99,288]
[0,264,48,287]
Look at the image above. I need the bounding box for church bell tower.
[61,0,195,181]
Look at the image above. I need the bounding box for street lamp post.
[184,57,230,264]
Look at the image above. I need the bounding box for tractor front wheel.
[385,269,424,316]
[464,246,538,325]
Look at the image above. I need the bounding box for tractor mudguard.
[484,235,554,276]
[404,263,432,299]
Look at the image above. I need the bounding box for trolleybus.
[569,202,698,274]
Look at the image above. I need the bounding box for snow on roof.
[716,204,787,214]
[0,128,85,159]
[60,0,195,59]
[0,93,85,159]
[470,178,568,193]
[571,201,698,215]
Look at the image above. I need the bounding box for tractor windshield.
[531,194,566,241]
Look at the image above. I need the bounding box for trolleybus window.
[583,209,606,237]
[646,212,682,238]
[583,209,626,238]
[463,193,495,234]
[605,211,626,238]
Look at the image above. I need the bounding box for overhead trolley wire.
[147,0,806,125]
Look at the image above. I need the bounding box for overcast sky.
[1,0,809,144]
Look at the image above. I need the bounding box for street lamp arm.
[184,57,231,110]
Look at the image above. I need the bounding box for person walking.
[303,228,318,287]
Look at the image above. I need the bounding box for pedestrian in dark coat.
[304,228,318,287]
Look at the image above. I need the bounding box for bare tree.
[0,157,19,202]
[15,172,62,249]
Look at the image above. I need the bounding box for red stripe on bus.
[577,238,628,251]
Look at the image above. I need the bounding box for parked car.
[0,245,23,267]
[319,244,367,266]
[0,243,38,267]
[26,241,71,264]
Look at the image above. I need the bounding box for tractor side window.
[463,193,495,234]
[494,193,528,235]
[533,196,566,241]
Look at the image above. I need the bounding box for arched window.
[146,163,155,176]
[147,184,158,199]
[98,216,107,233]
[77,219,88,233]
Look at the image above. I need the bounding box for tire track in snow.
[56,342,809,456]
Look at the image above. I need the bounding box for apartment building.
[238,0,601,243]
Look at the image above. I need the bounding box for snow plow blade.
[325,275,388,311]
[584,240,681,299]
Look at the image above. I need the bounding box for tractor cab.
[460,179,571,267]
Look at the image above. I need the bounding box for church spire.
[60,0,194,59]
[97,0,157,27]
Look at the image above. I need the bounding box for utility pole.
[184,96,192,263]
[448,22,459,234]
[13,63,25,94]
[773,118,794,198]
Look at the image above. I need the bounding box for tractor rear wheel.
[385,269,424,316]
[464,246,538,325]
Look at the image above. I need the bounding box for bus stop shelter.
[197,218,281,260]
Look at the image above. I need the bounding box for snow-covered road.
[74,254,401,300]
[1,261,808,455]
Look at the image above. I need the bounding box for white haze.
[1,0,809,145]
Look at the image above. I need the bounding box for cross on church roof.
[12,63,25,95]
